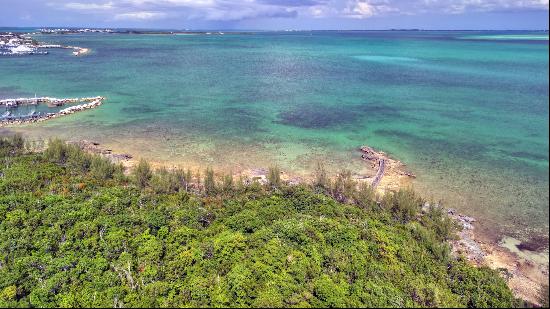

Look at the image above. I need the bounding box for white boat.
[10,45,34,54]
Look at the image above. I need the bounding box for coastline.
[52,138,548,306]
[0,125,547,305]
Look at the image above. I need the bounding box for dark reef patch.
[276,104,357,129]
[121,105,162,114]
[276,103,402,129]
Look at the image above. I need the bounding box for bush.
[134,158,152,189]
[313,161,329,192]
[0,134,25,156]
[204,167,216,196]
[151,167,182,194]
[66,144,92,173]
[383,189,422,223]
[448,261,515,308]
[421,203,457,242]
[11,134,25,152]
[354,182,376,210]
[222,172,234,193]
[43,138,68,164]
[90,156,116,180]
[331,169,356,203]
[267,166,282,189]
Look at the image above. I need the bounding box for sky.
[1,0,548,30]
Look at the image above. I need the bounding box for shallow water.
[1,30,548,250]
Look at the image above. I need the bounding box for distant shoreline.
[2,26,548,32]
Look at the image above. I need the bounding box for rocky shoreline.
[67,140,133,164]
[359,145,548,306]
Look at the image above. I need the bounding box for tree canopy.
[0,135,518,308]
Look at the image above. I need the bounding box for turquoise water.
[1,30,548,246]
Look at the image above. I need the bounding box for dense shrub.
[134,158,152,189]
[204,167,216,196]
[268,166,281,188]
[0,137,521,308]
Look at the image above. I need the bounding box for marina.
[0,32,89,56]
[0,96,105,126]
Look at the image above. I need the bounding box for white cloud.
[124,0,216,8]
[64,1,115,10]
[349,1,376,17]
[309,5,338,18]
[343,0,398,19]
[114,11,167,20]
[421,0,549,14]
[51,0,549,22]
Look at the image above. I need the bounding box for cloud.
[63,1,115,10]
[114,11,167,20]
[418,0,549,14]
[51,0,549,23]
[339,0,399,19]
[199,7,298,21]
[257,0,329,7]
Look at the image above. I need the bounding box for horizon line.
[1,26,549,32]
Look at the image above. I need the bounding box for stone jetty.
[0,96,103,108]
[1,96,105,127]
[359,145,416,189]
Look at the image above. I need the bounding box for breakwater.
[0,96,103,108]
[1,96,105,127]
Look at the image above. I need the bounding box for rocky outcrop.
[68,140,133,164]
[359,145,416,189]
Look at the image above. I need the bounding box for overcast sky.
[1,0,548,30]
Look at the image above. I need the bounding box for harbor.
[0,32,90,56]
[1,96,105,127]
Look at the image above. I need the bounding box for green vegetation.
[0,135,519,308]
